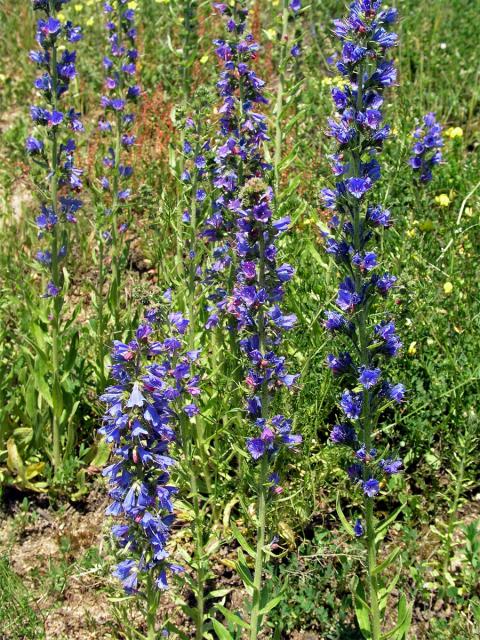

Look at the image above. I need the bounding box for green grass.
[0,0,479,637]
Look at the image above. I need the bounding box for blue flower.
[363,478,380,498]
[330,423,356,444]
[340,391,362,420]
[211,6,301,479]
[354,518,364,537]
[323,0,404,513]
[99,308,200,593]
[409,112,443,182]
[358,367,381,389]
[379,458,403,474]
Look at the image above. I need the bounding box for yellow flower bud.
[434,194,450,207]
[443,281,453,295]
[445,126,463,139]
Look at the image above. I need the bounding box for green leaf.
[230,521,256,559]
[258,594,283,616]
[34,368,53,408]
[378,562,402,613]
[62,331,79,376]
[90,439,111,467]
[372,546,402,577]
[163,622,190,640]
[381,594,412,640]
[352,576,372,639]
[215,605,250,630]
[235,555,254,592]
[375,503,405,542]
[52,377,64,421]
[24,375,37,420]
[6,438,25,480]
[211,619,234,640]
[207,588,233,599]
[30,323,49,359]
[336,493,355,536]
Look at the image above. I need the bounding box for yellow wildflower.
[443,282,453,295]
[408,342,417,356]
[74,3,83,12]
[434,194,450,207]
[445,126,463,139]
[200,54,209,65]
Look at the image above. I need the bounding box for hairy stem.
[249,233,269,640]
[351,61,382,640]
[49,0,62,470]
[146,573,159,640]
[273,0,289,194]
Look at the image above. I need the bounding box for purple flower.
[327,352,353,375]
[211,6,301,487]
[99,310,198,593]
[379,458,403,474]
[340,391,362,420]
[346,177,372,199]
[330,423,356,444]
[98,0,140,254]
[409,112,443,182]
[354,519,364,537]
[323,1,405,524]
[26,136,44,154]
[358,367,381,389]
[337,277,361,312]
[29,1,83,300]
[363,478,380,498]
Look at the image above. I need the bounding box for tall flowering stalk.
[273,0,303,193]
[175,0,200,269]
[322,2,411,638]
[28,0,83,469]
[212,4,301,638]
[99,304,200,637]
[177,98,216,639]
[98,0,140,330]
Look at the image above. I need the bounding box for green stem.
[273,0,289,194]
[97,238,107,389]
[109,2,125,333]
[366,499,381,640]
[184,137,211,640]
[191,470,205,640]
[49,0,62,470]
[249,233,269,640]
[250,455,269,640]
[350,61,382,640]
[146,573,159,640]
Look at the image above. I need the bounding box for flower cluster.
[202,2,271,329]
[99,0,140,240]
[28,0,83,298]
[179,92,215,290]
[211,4,301,464]
[409,112,443,182]
[322,0,404,527]
[289,0,302,59]
[99,306,200,592]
